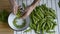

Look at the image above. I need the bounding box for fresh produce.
[24,4,57,34]
[0,9,9,22]
[58,0,60,8]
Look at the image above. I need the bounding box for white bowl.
[8,13,30,31]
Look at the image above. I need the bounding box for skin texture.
[9,0,40,19]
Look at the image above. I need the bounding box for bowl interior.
[8,13,30,31]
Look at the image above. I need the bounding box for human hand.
[9,0,40,19]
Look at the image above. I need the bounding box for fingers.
[13,5,18,15]
[9,0,18,15]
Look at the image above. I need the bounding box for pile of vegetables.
[58,0,60,8]
[24,4,57,34]
[0,9,9,22]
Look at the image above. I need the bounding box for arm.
[9,0,18,14]
[21,0,40,19]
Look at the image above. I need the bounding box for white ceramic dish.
[8,13,30,31]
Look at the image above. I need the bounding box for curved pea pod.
[49,8,56,18]
[52,22,57,29]
[32,15,39,24]
[45,22,51,31]
[47,10,56,19]
[29,22,33,29]
[37,9,44,18]
[39,7,45,14]
[36,24,40,33]
[39,18,46,27]
[34,9,41,19]
[49,8,56,14]
[35,7,44,18]
[45,25,49,32]
[40,4,48,11]
[42,22,46,29]
[47,16,54,20]
[46,18,54,29]
[30,18,37,29]
[49,21,53,29]
[48,19,56,30]
[38,9,44,18]
[32,24,37,31]
[24,28,32,32]
[29,17,34,29]
[41,28,44,34]
[46,21,51,29]
[30,22,36,29]
[46,30,55,33]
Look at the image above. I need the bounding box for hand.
[21,0,40,19]
[9,0,19,15]
[12,4,18,15]
[9,0,40,19]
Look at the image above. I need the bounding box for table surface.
[0,22,13,34]
[14,0,60,34]
[0,0,13,34]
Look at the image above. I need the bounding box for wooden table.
[0,22,13,34]
[0,0,13,34]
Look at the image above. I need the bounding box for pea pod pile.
[24,4,57,34]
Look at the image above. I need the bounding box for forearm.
[9,0,18,14]
[9,0,17,6]
[26,0,40,15]
[22,0,40,19]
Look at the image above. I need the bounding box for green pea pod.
[46,21,51,29]
[49,8,56,19]
[29,17,34,29]
[47,18,54,29]
[52,22,57,29]
[49,20,53,29]
[45,25,49,32]
[37,8,44,18]
[48,10,56,19]
[46,30,55,33]
[30,17,37,30]
[39,18,46,27]
[30,22,33,29]
[41,28,44,34]
[32,24,37,31]
[24,28,32,32]
[33,15,39,24]
[42,22,46,29]
[36,24,40,33]
[49,8,56,15]
[39,7,45,14]
[35,7,44,18]
[34,9,41,19]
